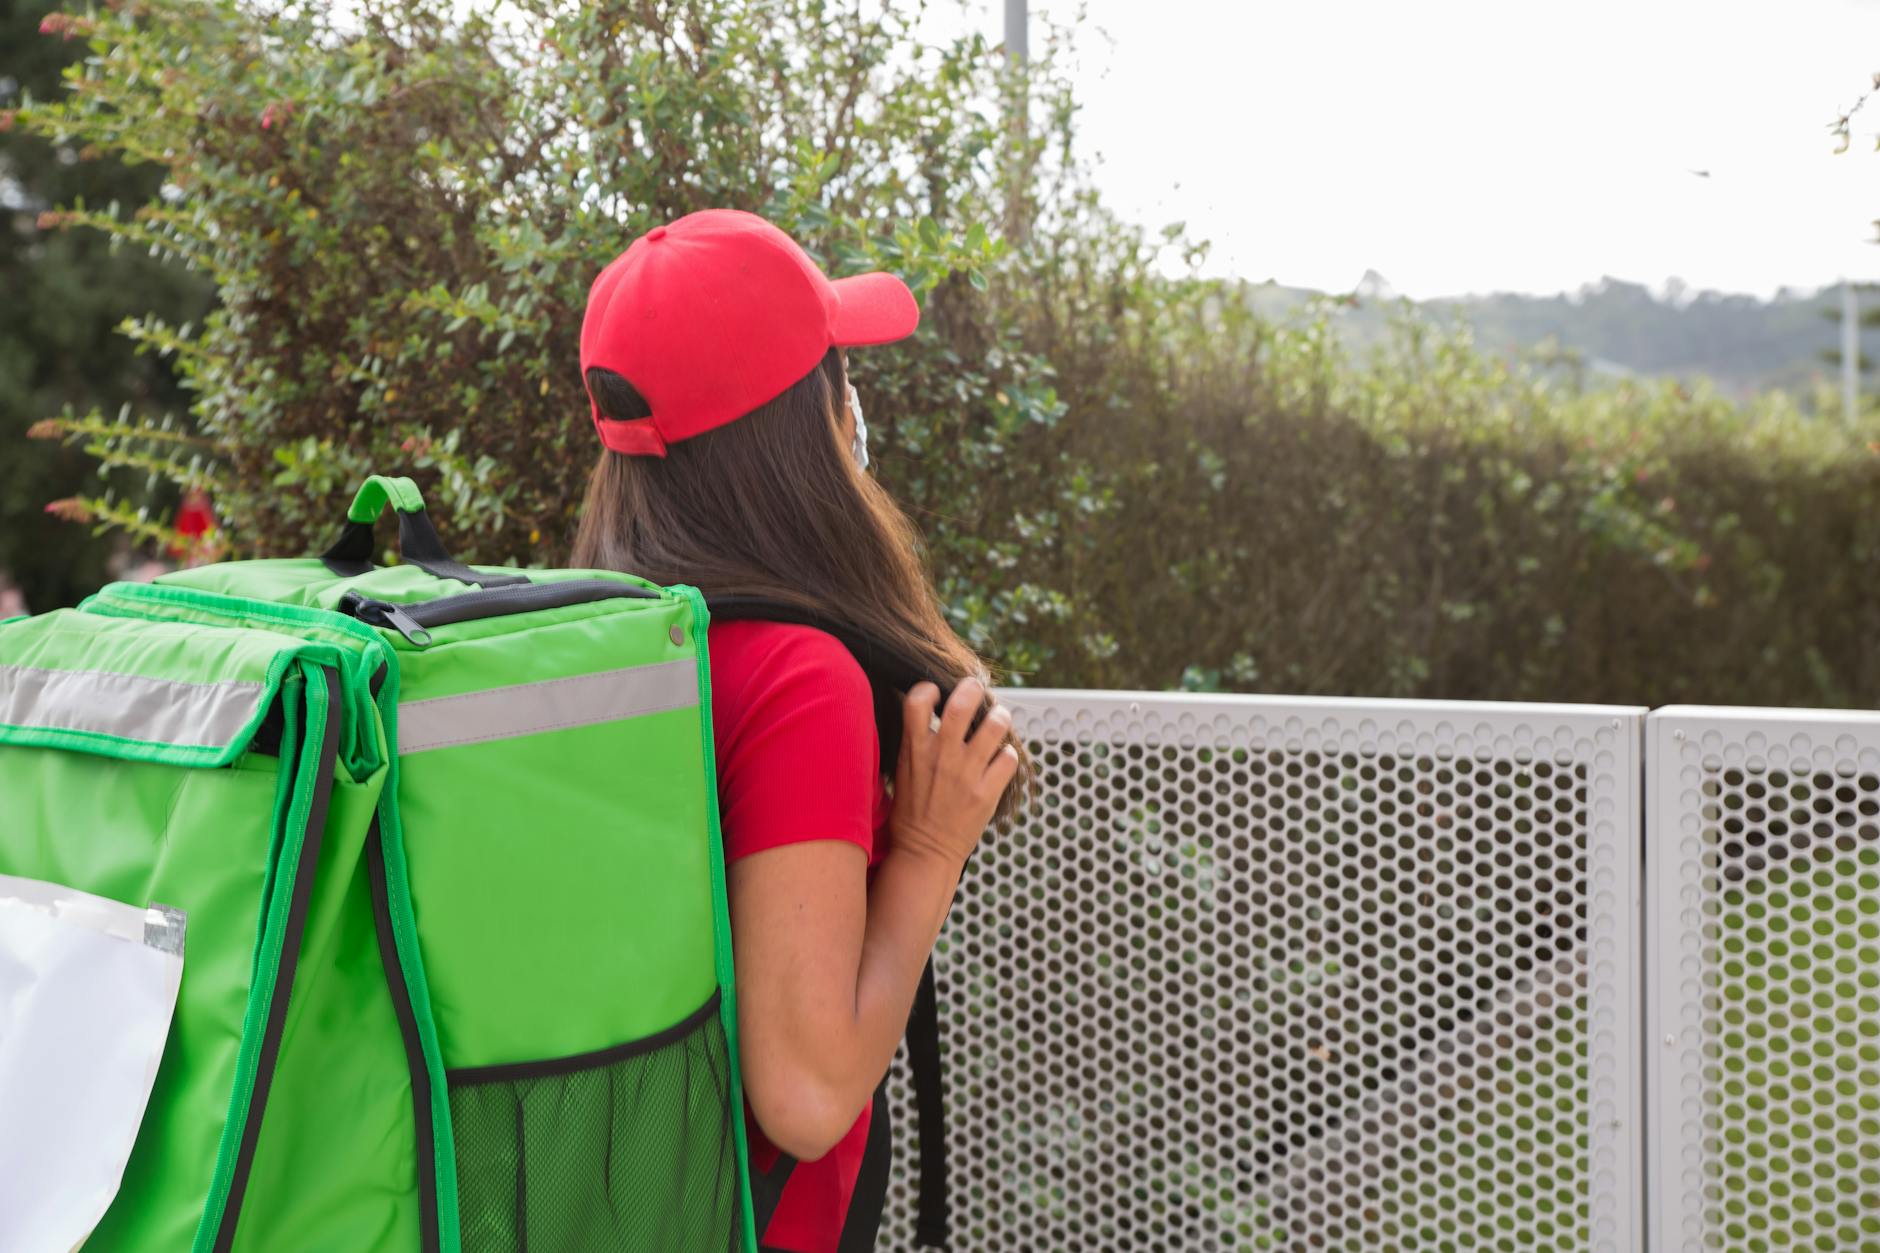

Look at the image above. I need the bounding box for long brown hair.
[571,347,1030,818]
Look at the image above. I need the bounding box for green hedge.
[1032,308,1880,707]
[18,0,1880,706]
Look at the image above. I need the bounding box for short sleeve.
[710,622,881,863]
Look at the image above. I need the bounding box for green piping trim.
[83,580,383,650]
[250,679,301,989]
[678,584,759,1253]
[191,662,329,1252]
[0,721,254,768]
[370,643,463,1251]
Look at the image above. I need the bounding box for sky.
[932,0,1880,300]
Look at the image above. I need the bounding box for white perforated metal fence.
[879,691,1646,1252]
[1647,708,1880,1253]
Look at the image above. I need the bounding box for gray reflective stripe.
[397,659,698,755]
[0,662,264,749]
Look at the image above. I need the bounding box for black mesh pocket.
[447,991,740,1253]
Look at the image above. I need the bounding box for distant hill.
[1241,273,1862,399]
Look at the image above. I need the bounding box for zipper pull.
[376,602,434,647]
[341,591,434,647]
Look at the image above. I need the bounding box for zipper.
[339,580,659,647]
[341,592,435,646]
[366,816,442,1253]
[206,666,342,1252]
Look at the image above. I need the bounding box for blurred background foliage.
[0,0,210,608]
[9,0,1880,707]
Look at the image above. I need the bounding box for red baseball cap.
[579,208,920,456]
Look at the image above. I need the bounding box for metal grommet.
[669,624,685,646]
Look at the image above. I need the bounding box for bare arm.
[728,677,1018,1161]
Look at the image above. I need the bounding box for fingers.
[936,676,982,747]
[968,701,1013,771]
[901,682,941,738]
[899,682,941,772]
[986,742,1021,793]
[904,677,1017,808]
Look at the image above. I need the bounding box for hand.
[888,677,1019,869]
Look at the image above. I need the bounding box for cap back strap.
[592,404,669,457]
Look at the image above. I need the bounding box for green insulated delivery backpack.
[0,474,951,1253]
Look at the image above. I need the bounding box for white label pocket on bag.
[0,875,185,1253]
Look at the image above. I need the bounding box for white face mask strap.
[846,380,869,471]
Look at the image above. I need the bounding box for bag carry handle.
[321,475,528,588]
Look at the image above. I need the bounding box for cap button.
[646,226,668,242]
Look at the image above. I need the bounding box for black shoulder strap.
[703,594,938,770]
[835,1083,894,1253]
[703,594,951,1250]
[905,959,950,1248]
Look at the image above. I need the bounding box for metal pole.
[1003,0,1029,244]
[1844,279,1859,426]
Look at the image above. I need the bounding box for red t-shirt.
[710,620,891,1253]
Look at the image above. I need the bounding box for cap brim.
[828,271,920,346]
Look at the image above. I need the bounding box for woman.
[569,208,1029,1253]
